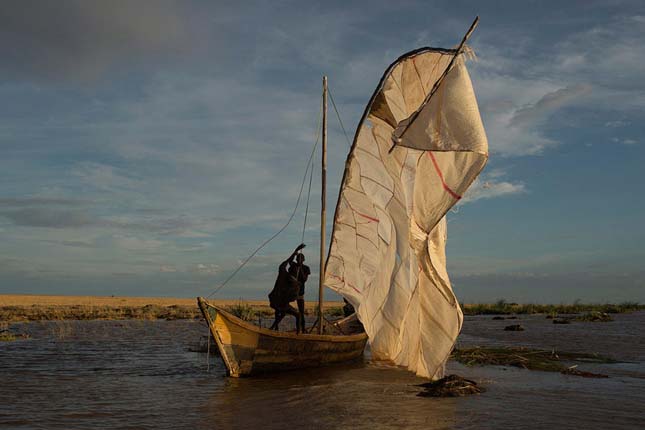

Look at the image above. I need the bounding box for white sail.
[324,47,488,379]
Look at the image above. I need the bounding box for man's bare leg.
[297,298,305,332]
[270,310,285,330]
[284,305,301,334]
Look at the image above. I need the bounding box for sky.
[1,0,644,303]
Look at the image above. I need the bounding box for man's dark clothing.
[289,263,311,296]
[268,260,300,310]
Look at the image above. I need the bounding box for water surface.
[1,312,644,429]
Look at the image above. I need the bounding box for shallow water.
[1,313,643,429]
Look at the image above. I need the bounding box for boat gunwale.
[198,297,368,343]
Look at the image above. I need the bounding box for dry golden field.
[0,294,345,322]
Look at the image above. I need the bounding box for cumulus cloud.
[71,162,141,192]
[109,235,163,252]
[510,85,592,128]
[39,239,95,248]
[2,2,644,299]
[612,137,638,145]
[0,0,190,82]
[0,208,95,228]
[460,168,527,205]
[469,13,644,157]
[605,120,629,128]
[0,200,227,236]
[0,197,88,207]
[551,15,645,95]
[192,263,220,275]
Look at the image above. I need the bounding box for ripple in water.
[1,313,644,429]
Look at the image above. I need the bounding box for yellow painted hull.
[197,297,368,377]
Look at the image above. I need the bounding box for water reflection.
[203,362,458,430]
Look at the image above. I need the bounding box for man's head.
[296,253,305,264]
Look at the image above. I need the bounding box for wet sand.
[1,312,643,429]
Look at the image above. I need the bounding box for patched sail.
[324,47,488,379]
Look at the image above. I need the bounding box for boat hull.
[197,297,368,377]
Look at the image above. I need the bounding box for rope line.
[301,151,315,243]
[328,87,352,148]
[206,95,323,298]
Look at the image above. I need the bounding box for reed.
[324,306,345,317]
[0,304,201,322]
[452,347,615,373]
[462,301,643,316]
[227,301,257,321]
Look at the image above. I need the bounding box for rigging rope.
[206,95,323,298]
[301,151,315,243]
[328,87,352,148]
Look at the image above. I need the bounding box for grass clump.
[227,301,257,321]
[0,304,201,322]
[575,311,613,322]
[417,375,484,397]
[462,300,643,316]
[324,306,344,317]
[0,322,29,341]
[452,347,615,373]
[0,331,17,342]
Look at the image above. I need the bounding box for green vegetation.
[226,302,347,321]
[452,347,616,374]
[0,304,201,322]
[463,300,643,316]
[0,322,29,341]
[575,311,613,322]
[227,302,257,321]
[0,331,17,342]
[1,299,640,322]
[417,375,484,397]
[324,306,344,317]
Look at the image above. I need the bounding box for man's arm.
[280,243,306,269]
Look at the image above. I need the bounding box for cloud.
[510,85,592,128]
[109,235,163,252]
[605,120,629,128]
[71,162,141,192]
[39,239,95,248]
[0,0,190,82]
[0,203,226,236]
[460,168,527,205]
[0,197,88,207]
[192,263,220,275]
[612,137,638,145]
[552,15,645,95]
[2,3,644,301]
[469,12,645,157]
[0,208,94,228]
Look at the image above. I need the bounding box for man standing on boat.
[289,248,311,331]
[268,243,307,333]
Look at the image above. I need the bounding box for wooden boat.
[198,76,370,377]
[197,297,368,377]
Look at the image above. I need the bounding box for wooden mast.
[318,76,327,334]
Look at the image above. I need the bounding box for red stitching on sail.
[344,197,380,223]
[356,212,379,223]
[427,152,462,200]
